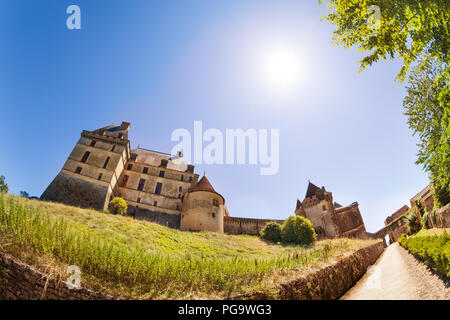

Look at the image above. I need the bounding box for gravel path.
[341,242,450,300]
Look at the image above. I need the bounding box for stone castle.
[294,182,366,238]
[41,122,368,237]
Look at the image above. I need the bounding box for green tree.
[404,59,450,206]
[320,1,450,205]
[260,221,282,243]
[108,197,128,215]
[281,216,316,246]
[0,176,8,193]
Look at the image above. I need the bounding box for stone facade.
[384,205,409,243]
[410,184,435,218]
[295,182,366,238]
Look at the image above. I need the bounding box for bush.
[260,222,282,243]
[403,209,421,235]
[108,197,128,215]
[281,216,316,246]
[398,230,450,277]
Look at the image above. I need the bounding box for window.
[159,171,165,177]
[189,177,193,182]
[127,164,133,170]
[155,183,162,195]
[98,173,102,180]
[211,212,216,219]
[178,194,181,199]
[154,201,157,207]
[90,140,96,147]
[120,175,129,188]
[81,151,90,163]
[118,133,123,139]
[179,186,182,192]
[143,167,149,174]
[75,167,82,174]
[180,175,184,181]
[322,205,327,211]
[176,205,180,211]
[103,156,110,169]
[213,199,219,207]
[137,198,141,203]
[111,145,116,152]
[137,179,146,191]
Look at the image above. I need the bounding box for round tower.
[180,176,225,233]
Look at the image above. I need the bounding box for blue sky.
[0,0,429,232]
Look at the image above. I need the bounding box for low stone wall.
[233,241,385,300]
[0,251,118,300]
[224,217,284,236]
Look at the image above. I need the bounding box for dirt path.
[341,243,450,300]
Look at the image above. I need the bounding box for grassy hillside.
[0,194,379,299]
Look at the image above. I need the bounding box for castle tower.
[41,122,131,211]
[180,176,225,233]
[295,182,340,237]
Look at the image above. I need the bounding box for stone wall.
[232,241,385,300]
[41,171,111,211]
[128,206,181,229]
[335,203,365,235]
[224,217,284,236]
[0,251,118,300]
[433,203,450,228]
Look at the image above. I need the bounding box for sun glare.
[261,46,304,93]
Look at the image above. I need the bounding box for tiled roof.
[305,182,321,199]
[191,176,216,193]
[189,176,225,203]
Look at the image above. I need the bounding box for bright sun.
[261,46,304,93]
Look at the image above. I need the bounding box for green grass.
[398,229,450,277]
[0,194,379,299]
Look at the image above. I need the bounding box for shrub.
[108,197,128,215]
[260,222,282,243]
[403,209,421,235]
[281,216,316,246]
[398,230,450,277]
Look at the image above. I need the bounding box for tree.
[404,59,450,206]
[0,176,8,193]
[281,216,316,246]
[260,221,282,243]
[108,197,128,215]
[19,191,30,198]
[320,1,450,206]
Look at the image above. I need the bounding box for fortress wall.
[40,171,111,211]
[335,205,365,235]
[0,251,118,300]
[224,217,284,236]
[127,206,181,229]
